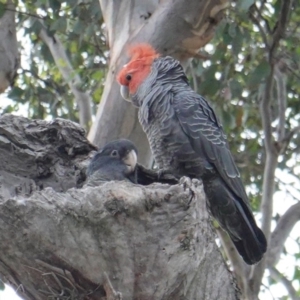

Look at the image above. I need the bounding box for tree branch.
[257,68,277,292]
[217,227,251,298]
[274,62,287,144]
[0,0,19,93]
[252,0,293,295]
[283,125,300,148]
[249,7,269,49]
[21,68,62,94]
[254,3,271,34]
[0,114,241,300]
[269,0,292,59]
[0,114,95,195]
[269,267,300,300]
[267,202,300,267]
[38,22,92,131]
[259,67,276,155]
[0,166,239,299]
[259,0,292,154]
[4,7,44,20]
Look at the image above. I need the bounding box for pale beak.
[120,85,131,102]
[123,149,137,172]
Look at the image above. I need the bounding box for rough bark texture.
[0,0,20,93]
[88,0,229,165]
[0,114,95,197]
[0,114,239,300]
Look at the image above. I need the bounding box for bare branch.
[38,22,92,131]
[249,7,269,49]
[253,0,293,295]
[269,267,300,300]
[267,202,300,267]
[254,4,271,34]
[253,63,277,300]
[259,0,292,153]
[216,228,251,298]
[21,69,61,94]
[258,68,277,253]
[269,0,293,59]
[0,1,19,93]
[259,67,276,155]
[274,63,287,144]
[283,125,300,146]
[4,8,44,20]
[258,0,293,238]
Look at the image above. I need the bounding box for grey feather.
[130,55,267,265]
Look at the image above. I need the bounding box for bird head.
[117,44,160,103]
[87,139,138,177]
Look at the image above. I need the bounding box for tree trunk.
[88,0,229,165]
[0,0,19,93]
[0,114,239,300]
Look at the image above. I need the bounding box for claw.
[179,176,192,190]
[157,169,179,183]
[179,176,203,206]
[191,178,203,188]
[157,169,165,180]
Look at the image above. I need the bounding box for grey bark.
[0,0,19,93]
[0,114,95,196]
[88,0,229,165]
[0,114,239,300]
[267,202,300,267]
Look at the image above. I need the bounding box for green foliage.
[186,3,300,297]
[187,1,300,218]
[0,2,6,18]
[4,0,107,121]
[237,0,255,12]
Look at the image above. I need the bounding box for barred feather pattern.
[132,56,267,265]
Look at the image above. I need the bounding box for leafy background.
[0,0,299,299]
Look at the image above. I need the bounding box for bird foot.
[135,165,178,185]
[179,176,192,190]
[179,176,202,190]
[157,169,179,183]
[179,177,203,205]
[191,178,203,188]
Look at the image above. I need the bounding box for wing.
[173,89,249,205]
[172,89,267,264]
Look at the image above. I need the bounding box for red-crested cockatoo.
[117,44,267,265]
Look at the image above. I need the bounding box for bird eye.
[111,150,119,157]
[126,74,132,81]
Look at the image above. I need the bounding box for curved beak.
[123,149,137,172]
[120,85,131,102]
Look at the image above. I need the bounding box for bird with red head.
[117,43,267,265]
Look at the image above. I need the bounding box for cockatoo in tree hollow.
[117,43,267,265]
[86,139,138,185]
